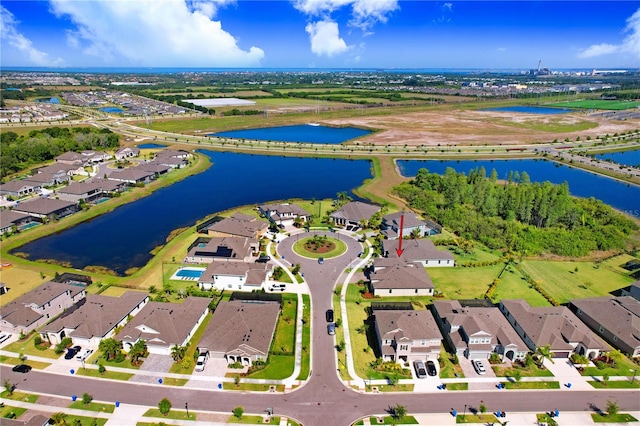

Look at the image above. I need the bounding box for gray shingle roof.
[330,201,380,222]
[370,259,434,290]
[375,309,440,342]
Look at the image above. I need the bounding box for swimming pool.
[19,222,40,231]
[170,267,205,281]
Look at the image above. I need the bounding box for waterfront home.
[0,210,33,235]
[198,261,272,292]
[0,179,42,198]
[136,162,172,176]
[368,258,434,297]
[184,236,259,264]
[569,296,640,358]
[115,147,140,160]
[432,300,528,361]
[373,309,441,364]
[116,296,211,355]
[330,201,380,229]
[40,291,149,348]
[383,238,455,267]
[381,212,442,239]
[500,299,609,360]
[107,168,155,185]
[197,300,280,366]
[156,149,191,160]
[0,281,86,334]
[12,197,79,221]
[57,180,105,203]
[205,213,270,239]
[258,203,311,227]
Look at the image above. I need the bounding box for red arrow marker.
[396,213,404,257]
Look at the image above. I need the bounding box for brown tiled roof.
[1,210,31,228]
[206,213,269,238]
[42,291,149,339]
[198,300,280,358]
[58,181,104,195]
[13,197,76,215]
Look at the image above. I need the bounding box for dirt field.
[324,109,640,146]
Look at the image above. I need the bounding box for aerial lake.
[17,151,372,275]
[99,107,124,113]
[593,149,640,168]
[396,158,640,214]
[482,106,572,114]
[208,124,371,144]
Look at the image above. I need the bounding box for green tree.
[479,403,487,414]
[606,400,619,417]
[171,344,188,363]
[82,393,93,405]
[99,338,123,361]
[129,340,148,366]
[158,398,172,416]
[233,406,244,419]
[3,379,14,396]
[535,345,554,368]
[98,364,106,375]
[393,404,407,419]
[50,412,68,426]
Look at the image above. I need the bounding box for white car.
[269,284,286,292]
[195,353,208,372]
[473,360,486,375]
[76,348,94,361]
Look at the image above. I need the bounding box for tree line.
[1,127,120,179]
[393,167,637,256]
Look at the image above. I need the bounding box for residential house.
[368,258,434,297]
[499,299,609,359]
[55,151,85,165]
[0,180,42,198]
[57,181,105,203]
[107,168,155,185]
[198,261,272,292]
[205,213,270,239]
[184,236,259,264]
[0,210,34,235]
[569,296,640,358]
[136,162,172,176]
[82,150,112,164]
[115,147,141,160]
[116,296,211,355]
[374,309,441,364]
[432,300,528,361]
[258,203,311,227]
[0,281,86,334]
[197,300,280,366]
[330,201,380,228]
[37,163,85,178]
[622,281,640,300]
[24,171,69,188]
[381,212,442,239]
[40,291,149,348]
[383,238,455,267]
[12,197,79,221]
[2,414,50,426]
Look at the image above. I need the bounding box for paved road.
[3,231,640,425]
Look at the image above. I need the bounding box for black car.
[255,255,271,263]
[64,345,81,360]
[326,309,334,323]
[12,364,32,373]
[426,360,437,376]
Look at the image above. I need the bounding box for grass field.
[519,257,635,304]
[428,264,501,299]
[549,99,640,110]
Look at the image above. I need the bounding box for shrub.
[158,398,172,416]
[233,406,244,419]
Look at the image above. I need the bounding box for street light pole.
[185,402,189,418]
[463,404,467,419]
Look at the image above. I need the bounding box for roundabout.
[292,234,348,260]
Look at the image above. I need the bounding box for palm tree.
[535,345,554,368]
[99,338,123,361]
[129,340,148,366]
[171,344,187,363]
[50,412,68,426]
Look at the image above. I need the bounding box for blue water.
[99,107,124,113]
[176,268,204,278]
[137,143,167,149]
[396,158,640,214]
[18,151,372,274]
[483,106,572,114]
[35,97,60,104]
[209,124,371,144]
[593,149,640,168]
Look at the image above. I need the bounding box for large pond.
[208,124,371,144]
[17,151,372,275]
[482,106,572,114]
[593,149,640,168]
[99,107,124,114]
[396,158,640,215]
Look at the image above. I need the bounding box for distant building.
[205,213,270,239]
[184,236,259,264]
[330,201,380,228]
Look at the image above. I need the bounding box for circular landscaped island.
[292,234,347,259]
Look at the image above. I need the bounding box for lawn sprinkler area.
[292,234,347,259]
[170,266,205,281]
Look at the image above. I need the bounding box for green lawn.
[1,406,27,420]
[550,99,640,110]
[292,236,347,259]
[491,363,554,378]
[69,400,116,413]
[456,414,499,424]
[446,382,468,390]
[429,264,502,299]
[74,368,134,381]
[503,381,560,389]
[592,413,639,423]
[227,415,281,424]
[0,355,50,369]
[3,333,59,359]
[169,311,213,374]
[369,415,419,424]
[581,355,639,377]
[296,294,311,381]
[451,245,503,265]
[489,263,551,306]
[143,408,193,421]
[271,294,297,355]
[520,259,635,304]
[588,380,640,389]
[438,349,465,379]
[246,355,293,380]
[0,391,39,403]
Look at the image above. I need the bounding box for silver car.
[413,360,427,379]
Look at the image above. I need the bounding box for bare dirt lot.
[325,109,640,146]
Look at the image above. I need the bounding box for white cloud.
[305,20,349,57]
[0,5,65,66]
[578,8,640,62]
[48,0,264,67]
[497,47,506,52]
[293,0,398,57]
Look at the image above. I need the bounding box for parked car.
[318,257,324,264]
[268,283,286,292]
[195,352,209,372]
[326,309,334,323]
[65,345,81,360]
[426,360,437,377]
[413,360,427,379]
[255,255,271,263]
[473,360,486,375]
[12,364,32,373]
[327,323,336,335]
[76,348,94,361]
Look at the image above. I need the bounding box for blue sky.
[1,1,639,69]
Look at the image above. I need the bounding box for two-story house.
[374,309,441,364]
[257,203,311,228]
